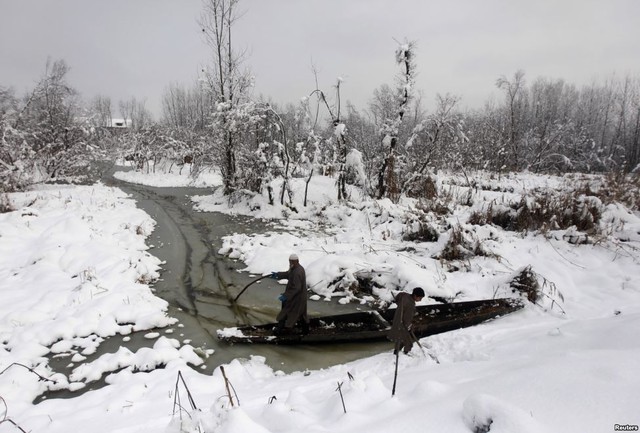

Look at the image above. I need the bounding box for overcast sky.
[1,0,639,118]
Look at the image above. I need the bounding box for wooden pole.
[391,349,400,396]
[233,274,270,303]
[410,330,440,364]
[336,381,347,413]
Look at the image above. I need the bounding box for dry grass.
[402,219,439,242]
[469,190,602,234]
[0,194,13,213]
[509,265,540,303]
[438,224,491,262]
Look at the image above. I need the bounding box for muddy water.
[107,180,391,374]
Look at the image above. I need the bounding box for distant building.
[109,118,132,128]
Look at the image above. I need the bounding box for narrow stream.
[38,171,392,402]
[108,179,391,373]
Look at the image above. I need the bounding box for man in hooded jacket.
[270,253,309,334]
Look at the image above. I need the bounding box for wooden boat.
[217,297,524,345]
[380,297,524,338]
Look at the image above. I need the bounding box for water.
[40,176,390,401]
[108,180,390,373]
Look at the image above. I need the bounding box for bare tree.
[199,0,252,195]
[162,82,212,130]
[91,95,113,127]
[118,97,152,131]
[369,84,397,128]
[496,69,526,170]
[162,83,188,128]
[119,98,134,129]
[309,76,350,201]
[402,93,467,192]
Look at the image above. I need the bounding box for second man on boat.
[388,287,425,354]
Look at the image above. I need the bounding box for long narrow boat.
[217,297,524,345]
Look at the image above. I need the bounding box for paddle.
[233,274,271,303]
[409,329,440,364]
[391,349,400,396]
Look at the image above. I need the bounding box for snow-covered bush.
[468,189,603,235]
[437,224,490,265]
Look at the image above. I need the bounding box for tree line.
[2,0,639,204]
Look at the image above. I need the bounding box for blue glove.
[278,294,287,302]
[270,272,278,279]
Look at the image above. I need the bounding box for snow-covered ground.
[1,167,639,432]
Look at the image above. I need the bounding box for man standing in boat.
[270,253,309,334]
[388,287,425,354]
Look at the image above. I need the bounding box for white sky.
[1,0,639,118]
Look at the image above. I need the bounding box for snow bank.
[1,170,639,433]
[0,184,197,402]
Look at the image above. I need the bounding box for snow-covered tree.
[402,93,468,196]
[376,40,416,202]
[496,69,527,170]
[1,59,95,191]
[199,0,253,195]
[0,86,29,191]
[308,76,351,201]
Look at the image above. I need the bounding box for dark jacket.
[275,263,308,328]
[387,291,417,350]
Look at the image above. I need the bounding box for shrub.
[0,193,13,213]
[469,190,603,234]
[509,265,540,303]
[405,175,438,200]
[403,220,439,242]
[438,224,489,262]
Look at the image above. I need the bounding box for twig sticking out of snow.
[219,365,240,407]
[0,362,56,383]
[336,381,347,413]
[172,370,198,418]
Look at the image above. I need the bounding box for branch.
[0,156,15,171]
[308,89,335,122]
[0,363,56,383]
